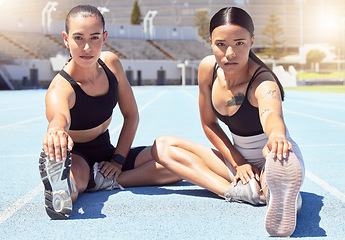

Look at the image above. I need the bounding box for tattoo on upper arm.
[226,93,245,107]
[264,89,280,101]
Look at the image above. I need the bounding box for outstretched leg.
[117,146,182,187]
[151,136,233,196]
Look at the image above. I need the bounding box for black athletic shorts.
[71,129,146,189]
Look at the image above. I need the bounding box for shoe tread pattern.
[265,152,302,237]
[39,150,72,220]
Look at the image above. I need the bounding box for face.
[210,23,254,73]
[63,15,107,67]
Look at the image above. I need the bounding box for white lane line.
[306,170,345,203]
[287,99,345,111]
[182,89,198,102]
[0,116,45,130]
[0,184,42,224]
[284,109,345,127]
[109,90,166,136]
[0,103,44,112]
[0,154,38,158]
[300,144,345,147]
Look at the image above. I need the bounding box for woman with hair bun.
[39,4,181,220]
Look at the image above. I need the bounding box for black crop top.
[59,59,118,130]
[211,64,269,137]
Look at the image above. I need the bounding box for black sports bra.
[211,64,269,136]
[59,59,118,130]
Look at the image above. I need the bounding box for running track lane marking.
[284,109,345,127]
[0,92,167,224]
[287,99,345,111]
[109,90,166,136]
[0,103,44,113]
[0,116,45,130]
[0,154,38,158]
[0,184,42,224]
[182,89,198,101]
[306,170,345,203]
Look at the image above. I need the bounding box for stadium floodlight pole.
[143,10,158,40]
[98,7,109,15]
[47,2,58,34]
[42,2,58,35]
[42,3,50,34]
[340,17,345,82]
[297,0,304,70]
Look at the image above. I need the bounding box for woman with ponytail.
[152,7,304,237]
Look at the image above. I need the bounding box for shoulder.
[100,51,121,69]
[48,73,74,94]
[249,66,282,101]
[198,55,216,87]
[199,55,216,70]
[99,51,125,78]
[46,73,75,106]
[248,60,275,88]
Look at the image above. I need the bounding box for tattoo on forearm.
[260,108,271,118]
[227,93,245,107]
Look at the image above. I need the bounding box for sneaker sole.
[264,152,302,237]
[39,150,72,220]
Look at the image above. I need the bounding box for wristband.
[113,153,125,165]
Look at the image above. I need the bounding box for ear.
[102,31,108,46]
[250,35,255,47]
[209,37,212,46]
[62,31,69,49]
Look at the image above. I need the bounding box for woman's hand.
[233,163,260,186]
[262,136,293,160]
[98,161,122,181]
[43,130,73,162]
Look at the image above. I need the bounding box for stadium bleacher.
[0,0,344,89]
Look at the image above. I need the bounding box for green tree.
[306,49,326,72]
[194,10,209,41]
[131,0,141,25]
[261,14,285,60]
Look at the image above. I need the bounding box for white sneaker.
[86,162,124,193]
[39,150,76,220]
[224,178,265,205]
[264,151,303,237]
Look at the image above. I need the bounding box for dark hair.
[65,5,105,34]
[210,7,284,101]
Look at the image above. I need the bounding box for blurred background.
[0,0,344,90]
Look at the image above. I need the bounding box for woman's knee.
[71,156,90,193]
[152,135,176,164]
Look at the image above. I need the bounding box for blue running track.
[0,86,344,239]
